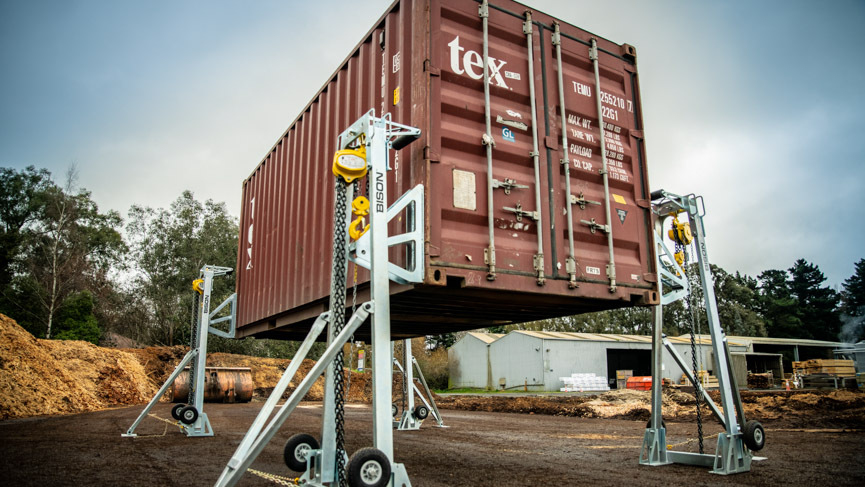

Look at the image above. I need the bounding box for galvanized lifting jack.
[122,265,237,438]
[215,110,422,487]
[392,339,446,430]
[640,191,766,475]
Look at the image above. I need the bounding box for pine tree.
[788,259,840,341]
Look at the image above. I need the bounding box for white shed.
[483,330,747,392]
[447,332,503,389]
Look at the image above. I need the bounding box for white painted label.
[631,274,640,281]
[452,169,477,211]
[504,71,520,80]
[392,52,401,73]
[448,36,513,88]
[586,266,601,276]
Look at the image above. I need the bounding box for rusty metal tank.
[171,367,254,403]
[236,0,658,341]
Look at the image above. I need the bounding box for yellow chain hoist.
[192,279,204,295]
[668,213,693,269]
[332,144,368,183]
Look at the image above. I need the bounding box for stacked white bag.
[559,373,610,392]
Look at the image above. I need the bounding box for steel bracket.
[350,184,425,284]
[503,202,539,222]
[492,177,528,195]
[570,192,602,210]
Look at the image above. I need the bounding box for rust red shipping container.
[236,0,658,340]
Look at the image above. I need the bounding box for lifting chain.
[248,468,301,486]
[188,289,201,406]
[346,179,363,403]
[683,245,705,454]
[329,176,350,487]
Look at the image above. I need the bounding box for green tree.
[0,166,124,338]
[54,290,101,343]
[0,166,53,282]
[839,259,865,343]
[127,190,238,345]
[841,259,865,317]
[758,268,803,338]
[788,259,840,342]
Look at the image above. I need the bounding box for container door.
[545,26,654,292]
[432,0,550,281]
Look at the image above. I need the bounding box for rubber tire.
[743,420,765,451]
[179,406,198,425]
[348,447,391,487]
[283,433,320,472]
[171,403,186,421]
[392,404,398,418]
[646,419,667,430]
[413,405,429,420]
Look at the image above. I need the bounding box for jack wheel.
[171,403,186,421]
[413,405,429,420]
[743,420,765,451]
[348,447,391,487]
[179,406,198,425]
[392,404,398,418]
[283,433,319,471]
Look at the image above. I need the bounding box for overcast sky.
[1,0,863,287]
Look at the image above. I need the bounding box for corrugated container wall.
[236,0,658,340]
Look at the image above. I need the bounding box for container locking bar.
[590,38,617,292]
[524,10,545,286]
[553,22,578,289]
[479,0,496,281]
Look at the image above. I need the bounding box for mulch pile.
[436,387,865,428]
[0,314,156,420]
[0,314,373,420]
[4,312,864,429]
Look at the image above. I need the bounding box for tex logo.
[448,36,511,88]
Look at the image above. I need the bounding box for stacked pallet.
[747,372,772,389]
[678,370,719,388]
[792,359,856,377]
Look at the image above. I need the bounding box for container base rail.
[639,191,766,475]
[216,110,420,487]
[122,265,236,438]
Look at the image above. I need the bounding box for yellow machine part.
[192,279,204,294]
[332,146,368,183]
[668,219,693,246]
[349,216,369,240]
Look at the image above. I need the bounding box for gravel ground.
[1,401,863,486]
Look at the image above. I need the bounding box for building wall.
[453,331,751,392]
[488,333,546,391]
[448,335,493,389]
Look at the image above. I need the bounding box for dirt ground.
[1,402,863,486]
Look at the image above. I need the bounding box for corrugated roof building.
[449,330,749,392]
[447,332,503,389]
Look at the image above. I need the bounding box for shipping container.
[236,0,658,340]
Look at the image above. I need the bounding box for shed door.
[606,348,650,389]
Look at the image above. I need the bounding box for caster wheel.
[413,405,429,420]
[392,404,398,418]
[171,403,186,421]
[283,433,320,471]
[179,405,198,425]
[743,420,765,451]
[348,447,391,487]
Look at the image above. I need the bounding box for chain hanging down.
[329,176,350,487]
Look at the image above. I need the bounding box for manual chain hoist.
[667,212,693,269]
